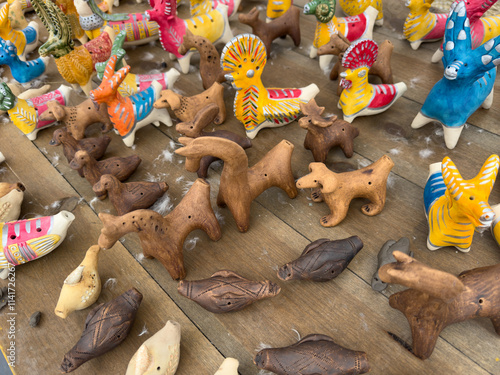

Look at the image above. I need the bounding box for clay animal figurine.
[0,181,24,222]
[90,55,172,147]
[221,34,320,139]
[0,3,39,60]
[318,33,394,95]
[0,39,49,84]
[60,288,143,373]
[296,156,394,227]
[0,83,50,116]
[0,211,75,272]
[412,3,500,149]
[54,245,101,319]
[303,0,378,69]
[178,270,281,313]
[178,31,226,90]
[154,82,226,124]
[176,104,252,178]
[5,0,31,29]
[0,83,72,140]
[145,0,233,74]
[339,39,407,123]
[299,99,359,163]
[93,174,169,216]
[214,358,239,374]
[267,0,293,21]
[255,334,370,374]
[238,7,301,57]
[380,251,500,359]
[126,320,181,375]
[189,0,240,18]
[403,0,448,50]
[70,151,142,198]
[371,237,413,292]
[98,179,221,280]
[176,137,298,232]
[423,154,499,252]
[340,0,383,26]
[278,236,363,282]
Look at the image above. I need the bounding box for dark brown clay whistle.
[254,334,370,375]
[278,236,363,282]
[299,99,359,163]
[93,174,169,216]
[176,104,252,178]
[98,179,221,280]
[380,251,500,360]
[178,270,281,313]
[60,288,143,373]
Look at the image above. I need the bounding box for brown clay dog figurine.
[176,104,252,178]
[154,82,226,124]
[178,270,281,313]
[93,174,169,216]
[60,288,143,373]
[297,156,394,227]
[98,179,221,280]
[254,334,370,374]
[380,251,500,359]
[238,7,301,57]
[278,236,363,282]
[0,181,25,222]
[299,99,359,163]
[175,137,298,232]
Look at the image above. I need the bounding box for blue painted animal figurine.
[411,1,500,149]
[0,39,49,83]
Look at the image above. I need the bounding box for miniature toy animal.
[0,3,39,60]
[296,156,394,227]
[267,0,293,21]
[255,334,370,374]
[0,83,50,116]
[221,34,319,139]
[403,0,448,50]
[215,358,239,374]
[93,174,169,215]
[98,179,222,280]
[176,137,298,232]
[380,251,500,359]
[238,6,301,57]
[178,270,281,313]
[60,288,143,373]
[278,236,363,282]
[0,39,49,83]
[371,237,413,291]
[412,2,500,149]
[340,0,383,25]
[54,245,101,319]
[299,99,359,163]
[0,181,24,222]
[423,154,499,252]
[339,39,406,123]
[189,0,240,18]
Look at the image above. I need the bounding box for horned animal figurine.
[0,181,24,222]
[339,0,383,25]
[297,156,394,227]
[98,179,222,280]
[403,0,447,50]
[299,99,359,163]
[175,137,298,232]
[371,237,413,291]
[0,39,48,83]
[214,358,239,374]
[380,251,500,359]
[178,270,281,313]
[423,154,499,252]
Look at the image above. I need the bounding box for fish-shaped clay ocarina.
[254,334,370,375]
[60,288,143,373]
[0,181,25,222]
[178,270,281,313]
[126,320,181,375]
[278,236,363,282]
[55,245,101,319]
[215,358,239,374]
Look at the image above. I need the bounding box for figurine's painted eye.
[469,196,475,200]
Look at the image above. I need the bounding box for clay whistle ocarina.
[0,181,25,222]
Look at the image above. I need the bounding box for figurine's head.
[93,174,119,197]
[90,55,130,106]
[404,0,432,13]
[176,104,219,137]
[303,0,336,23]
[49,128,69,146]
[154,89,178,110]
[95,31,127,81]
[0,82,16,112]
[296,162,340,193]
[69,150,92,170]
[145,0,176,23]
[40,100,65,123]
[340,39,378,89]
[0,39,17,64]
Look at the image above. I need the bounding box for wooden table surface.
[0,0,499,374]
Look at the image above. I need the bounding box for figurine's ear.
[99,212,116,230]
[474,154,499,193]
[177,137,195,146]
[317,175,338,194]
[51,103,65,121]
[135,344,151,374]
[441,157,465,197]
[166,92,181,110]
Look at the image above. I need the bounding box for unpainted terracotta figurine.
[299,99,359,163]
[255,334,370,374]
[178,270,281,313]
[214,358,239,374]
[176,137,298,232]
[296,156,394,227]
[238,7,301,57]
[126,320,181,375]
[98,179,221,280]
[60,288,143,373]
[278,236,363,282]
[0,181,24,222]
[380,251,500,359]
[176,104,252,178]
[55,245,101,319]
[154,82,226,125]
[371,238,413,292]
[93,174,169,215]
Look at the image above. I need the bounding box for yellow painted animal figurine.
[221,34,319,139]
[403,0,447,50]
[0,3,39,61]
[6,0,31,29]
[339,0,383,25]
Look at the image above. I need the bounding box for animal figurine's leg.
[361,193,385,216]
[329,62,340,80]
[319,54,333,70]
[167,68,181,89]
[431,48,443,63]
[410,40,422,50]
[482,86,494,109]
[320,209,348,227]
[311,189,323,202]
[410,112,433,129]
[228,199,252,232]
[310,45,318,59]
[442,125,464,150]
[178,52,193,74]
